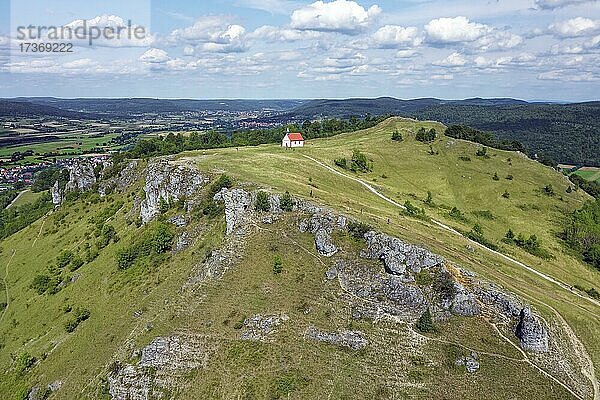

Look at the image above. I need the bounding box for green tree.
[416,308,434,333]
[391,130,403,141]
[280,191,294,212]
[255,191,270,212]
[350,149,372,172]
[273,255,283,274]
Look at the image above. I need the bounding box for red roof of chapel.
[286,132,304,141]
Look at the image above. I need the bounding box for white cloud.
[425,16,490,44]
[169,16,247,53]
[140,48,170,63]
[290,0,381,34]
[235,0,297,14]
[430,73,454,80]
[63,15,155,47]
[537,69,598,81]
[548,17,600,38]
[433,52,467,67]
[249,25,322,41]
[372,25,422,48]
[396,49,418,58]
[534,0,596,10]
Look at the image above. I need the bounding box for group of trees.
[445,125,526,153]
[334,149,373,173]
[116,222,175,270]
[563,198,600,270]
[0,192,53,240]
[503,230,552,260]
[126,116,388,159]
[415,127,437,143]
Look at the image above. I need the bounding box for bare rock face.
[305,325,368,350]
[474,283,523,318]
[515,307,549,352]
[298,214,341,257]
[99,160,141,197]
[65,160,96,192]
[362,231,444,275]
[51,180,63,207]
[51,159,97,207]
[213,188,253,235]
[314,229,338,257]
[450,282,481,316]
[240,313,289,342]
[108,335,208,400]
[140,161,208,223]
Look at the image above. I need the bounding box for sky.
[0,0,599,100]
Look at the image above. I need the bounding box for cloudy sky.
[0,0,599,100]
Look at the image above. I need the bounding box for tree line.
[126,116,389,159]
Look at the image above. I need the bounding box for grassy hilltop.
[0,117,597,399]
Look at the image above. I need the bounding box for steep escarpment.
[4,157,590,400]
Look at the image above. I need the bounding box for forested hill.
[283,99,600,166]
[410,102,600,167]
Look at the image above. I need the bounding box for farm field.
[572,167,600,184]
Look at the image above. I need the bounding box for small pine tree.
[255,191,270,212]
[493,172,500,181]
[416,308,434,333]
[273,255,283,274]
[502,190,510,199]
[391,130,403,141]
[505,229,515,240]
[280,191,294,212]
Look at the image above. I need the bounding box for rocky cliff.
[51,159,97,207]
[139,160,208,223]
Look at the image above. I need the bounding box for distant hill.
[0,99,94,119]
[9,98,306,116]
[280,98,599,166]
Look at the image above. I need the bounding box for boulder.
[455,352,480,373]
[362,231,443,275]
[314,229,337,257]
[305,325,368,350]
[515,307,549,352]
[240,313,289,342]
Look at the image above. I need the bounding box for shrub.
[273,255,283,274]
[458,156,471,162]
[415,127,436,143]
[476,147,489,158]
[433,271,457,299]
[30,274,51,295]
[65,307,90,333]
[209,174,233,197]
[116,223,174,270]
[404,201,428,220]
[391,130,403,141]
[416,309,434,333]
[158,197,170,214]
[506,174,514,180]
[201,201,223,218]
[334,158,348,169]
[465,224,498,250]
[255,191,270,212]
[449,207,467,222]
[542,184,555,196]
[502,190,510,199]
[70,255,84,271]
[492,172,500,181]
[424,191,435,207]
[350,149,372,173]
[56,250,74,269]
[347,221,372,240]
[15,352,36,375]
[280,191,294,212]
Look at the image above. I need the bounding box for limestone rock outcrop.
[140,161,207,223]
[362,231,443,275]
[213,188,253,235]
[51,159,97,207]
[515,307,549,352]
[108,335,208,400]
[305,325,368,350]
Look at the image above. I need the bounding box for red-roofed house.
[282,131,304,148]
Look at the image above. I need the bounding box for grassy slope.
[0,117,597,399]
[180,117,600,373]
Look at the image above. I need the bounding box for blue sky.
[0,0,599,100]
